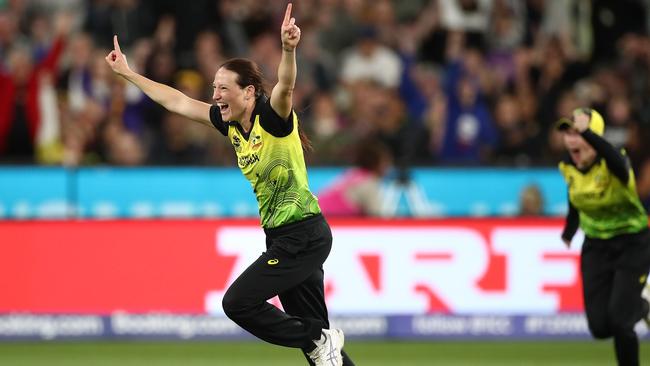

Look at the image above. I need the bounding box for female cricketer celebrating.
[557,107,650,366]
[105,4,353,366]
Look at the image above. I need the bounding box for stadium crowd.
[1,0,650,189]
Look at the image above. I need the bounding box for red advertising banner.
[0,220,247,314]
[0,218,581,315]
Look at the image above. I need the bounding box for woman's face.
[212,67,253,122]
[562,128,596,168]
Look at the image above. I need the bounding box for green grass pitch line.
[0,340,649,366]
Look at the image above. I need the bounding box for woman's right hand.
[572,109,590,133]
[105,35,132,77]
[280,3,301,52]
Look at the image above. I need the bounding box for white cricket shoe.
[307,328,344,366]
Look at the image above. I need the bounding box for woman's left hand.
[281,3,301,51]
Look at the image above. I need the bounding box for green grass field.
[1,340,649,366]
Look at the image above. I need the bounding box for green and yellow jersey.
[210,96,320,229]
[559,130,648,240]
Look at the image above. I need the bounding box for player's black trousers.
[222,213,355,365]
[581,229,650,366]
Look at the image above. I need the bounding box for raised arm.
[270,3,300,119]
[572,110,630,184]
[105,35,213,128]
[580,130,630,184]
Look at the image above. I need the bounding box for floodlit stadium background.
[2,0,650,364]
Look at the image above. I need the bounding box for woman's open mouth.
[218,103,230,115]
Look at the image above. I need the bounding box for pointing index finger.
[113,35,122,54]
[283,3,292,26]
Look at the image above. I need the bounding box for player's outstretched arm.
[105,35,213,127]
[270,3,300,120]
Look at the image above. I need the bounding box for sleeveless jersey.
[211,99,320,228]
[559,156,648,239]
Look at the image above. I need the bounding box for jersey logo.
[251,133,263,150]
[594,173,609,189]
[267,259,279,265]
[238,153,260,168]
[640,274,647,284]
[232,135,242,153]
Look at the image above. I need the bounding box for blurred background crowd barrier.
[0,166,559,219]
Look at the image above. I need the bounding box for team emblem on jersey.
[232,135,242,153]
[594,172,608,188]
[251,133,263,150]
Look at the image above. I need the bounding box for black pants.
[581,229,650,366]
[222,214,355,365]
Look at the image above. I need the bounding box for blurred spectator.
[533,36,581,134]
[318,139,392,217]
[0,10,18,55]
[371,87,431,167]
[192,30,226,99]
[518,183,545,216]
[35,72,63,164]
[61,99,105,166]
[486,0,525,52]
[297,28,337,92]
[603,95,635,149]
[58,33,94,113]
[438,49,497,165]
[138,15,179,145]
[147,112,205,165]
[439,0,492,34]
[344,80,429,167]
[105,128,145,166]
[340,26,403,89]
[216,0,274,57]
[83,0,156,50]
[306,91,352,165]
[148,70,209,165]
[315,0,365,57]
[493,93,539,166]
[151,0,219,68]
[394,2,439,123]
[248,31,281,86]
[0,12,69,163]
